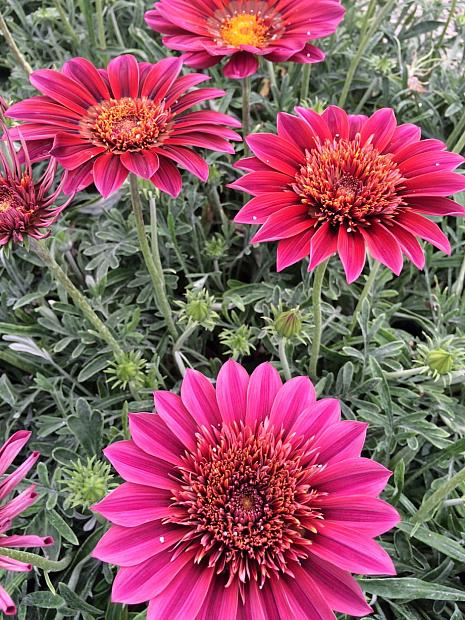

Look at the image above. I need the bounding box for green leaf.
[398,521,465,563]
[413,467,465,524]
[359,578,465,601]
[58,583,104,615]
[47,509,79,545]
[22,591,65,609]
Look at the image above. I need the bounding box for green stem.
[300,64,311,103]
[349,261,381,334]
[385,366,429,380]
[0,547,71,572]
[437,0,457,50]
[338,0,395,107]
[453,253,465,298]
[448,105,465,151]
[309,260,329,378]
[242,76,251,144]
[266,61,280,105]
[129,175,178,339]
[30,239,124,358]
[52,0,80,48]
[95,0,107,51]
[278,338,292,380]
[0,14,32,75]
[173,321,198,377]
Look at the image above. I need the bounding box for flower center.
[169,423,322,588]
[220,14,270,48]
[294,137,405,231]
[0,184,24,214]
[81,97,171,153]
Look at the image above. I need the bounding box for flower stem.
[309,260,329,378]
[129,174,178,340]
[278,338,292,380]
[349,261,381,334]
[95,0,107,52]
[173,321,198,377]
[300,64,311,103]
[30,239,124,358]
[0,14,32,75]
[338,0,396,107]
[242,76,251,144]
[266,61,280,105]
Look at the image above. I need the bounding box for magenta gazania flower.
[145,0,345,79]
[0,118,70,247]
[92,360,399,619]
[0,431,54,616]
[6,55,241,199]
[230,106,465,282]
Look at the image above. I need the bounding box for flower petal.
[107,54,140,99]
[246,362,282,426]
[181,369,221,428]
[92,483,171,526]
[216,360,249,424]
[93,153,128,198]
[103,441,173,490]
[128,413,184,465]
[269,376,316,429]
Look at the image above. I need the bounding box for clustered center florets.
[294,137,405,231]
[169,423,321,588]
[220,14,270,48]
[81,97,171,153]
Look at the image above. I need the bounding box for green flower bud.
[427,348,455,375]
[105,350,147,390]
[61,457,116,510]
[178,289,219,331]
[274,308,303,339]
[220,325,255,359]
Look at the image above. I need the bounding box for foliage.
[0,0,465,618]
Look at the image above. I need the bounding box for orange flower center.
[82,97,171,153]
[220,14,270,48]
[0,185,19,213]
[294,137,405,230]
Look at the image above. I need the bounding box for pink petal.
[63,159,94,194]
[0,535,53,548]
[0,431,31,476]
[321,106,350,140]
[197,579,238,620]
[269,376,316,429]
[408,196,465,216]
[61,57,110,101]
[157,145,208,182]
[103,441,173,490]
[120,150,160,179]
[277,228,314,271]
[315,421,368,464]
[401,171,465,196]
[224,52,259,79]
[93,153,128,198]
[171,88,226,114]
[246,362,282,426]
[288,43,326,64]
[228,171,292,196]
[360,108,397,153]
[0,584,16,616]
[140,57,183,101]
[277,112,319,152]
[396,211,451,254]
[390,224,425,270]
[251,205,312,243]
[92,483,171,526]
[235,192,300,225]
[310,522,396,575]
[0,452,39,500]
[154,391,196,452]
[112,549,195,604]
[128,413,184,465]
[289,398,341,438]
[271,572,335,620]
[310,457,392,497]
[107,54,139,99]
[216,360,249,424]
[92,522,182,566]
[303,556,372,616]
[359,223,403,275]
[29,69,94,114]
[337,228,366,283]
[295,107,332,142]
[319,495,400,536]
[308,222,338,270]
[388,123,422,152]
[181,369,221,428]
[50,133,105,170]
[146,561,214,620]
[246,134,303,176]
[399,150,464,177]
[151,157,182,197]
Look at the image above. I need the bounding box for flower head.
[0,118,70,248]
[145,0,345,79]
[61,456,116,510]
[0,431,54,616]
[92,360,399,619]
[105,351,147,391]
[6,55,241,199]
[231,106,465,282]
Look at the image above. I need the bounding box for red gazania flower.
[92,360,399,619]
[145,0,345,79]
[6,55,241,199]
[0,431,54,616]
[230,106,465,282]
[0,118,70,247]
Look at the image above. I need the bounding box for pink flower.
[145,0,345,79]
[230,106,465,282]
[92,360,399,619]
[0,117,70,247]
[0,431,54,616]
[6,55,241,199]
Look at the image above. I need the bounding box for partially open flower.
[0,431,54,616]
[145,0,345,79]
[92,360,399,619]
[0,118,70,248]
[6,55,241,198]
[231,105,465,282]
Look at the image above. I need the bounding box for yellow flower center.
[220,14,269,48]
